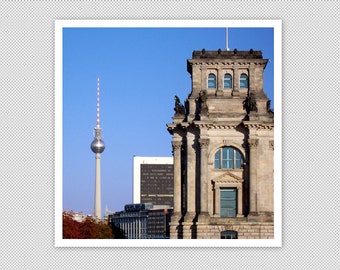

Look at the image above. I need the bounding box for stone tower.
[167,49,274,239]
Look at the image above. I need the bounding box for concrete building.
[167,49,274,239]
[110,203,172,239]
[133,157,174,208]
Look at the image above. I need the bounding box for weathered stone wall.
[170,222,274,239]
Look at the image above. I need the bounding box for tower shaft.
[94,153,101,219]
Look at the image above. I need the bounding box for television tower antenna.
[90,75,105,220]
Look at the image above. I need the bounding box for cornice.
[194,121,241,130]
[188,59,268,67]
[243,121,274,130]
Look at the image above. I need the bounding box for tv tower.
[90,76,105,220]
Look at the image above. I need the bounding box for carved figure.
[174,95,185,115]
[243,93,257,113]
[199,90,208,114]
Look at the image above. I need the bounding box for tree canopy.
[62,212,114,239]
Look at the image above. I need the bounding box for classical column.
[237,186,244,217]
[198,138,209,221]
[248,138,259,216]
[172,140,182,219]
[184,133,196,222]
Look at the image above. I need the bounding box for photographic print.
[55,20,282,247]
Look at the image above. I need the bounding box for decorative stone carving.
[212,171,244,184]
[172,141,182,151]
[198,90,208,115]
[248,138,259,149]
[174,95,185,115]
[199,138,209,149]
[243,93,258,113]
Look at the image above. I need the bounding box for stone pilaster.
[249,65,255,94]
[183,133,196,223]
[237,186,244,217]
[216,68,223,96]
[248,138,259,220]
[198,138,210,222]
[171,140,182,221]
[232,68,239,96]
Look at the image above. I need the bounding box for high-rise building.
[133,157,174,208]
[167,49,274,239]
[90,76,105,220]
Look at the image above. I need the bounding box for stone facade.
[167,49,274,239]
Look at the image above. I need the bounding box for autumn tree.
[62,212,114,239]
[62,212,81,239]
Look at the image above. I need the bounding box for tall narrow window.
[240,73,248,88]
[208,73,216,88]
[224,73,232,88]
[214,146,243,169]
[220,189,237,217]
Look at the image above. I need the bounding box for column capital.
[248,138,259,149]
[172,140,182,151]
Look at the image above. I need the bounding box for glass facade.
[140,164,173,207]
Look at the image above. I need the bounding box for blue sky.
[62,25,274,215]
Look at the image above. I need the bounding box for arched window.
[214,146,243,169]
[240,73,248,88]
[208,73,216,88]
[224,73,232,88]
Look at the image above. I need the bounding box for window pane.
[228,148,234,168]
[216,147,243,170]
[227,147,233,158]
[220,189,236,218]
[240,74,248,88]
[208,74,216,88]
[224,74,232,88]
[224,80,232,88]
[235,150,243,168]
[208,81,216,88]
[214,150,221,169]
[222,147,228,159]
[236,159,242,169]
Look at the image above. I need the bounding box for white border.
[55,19,282,247]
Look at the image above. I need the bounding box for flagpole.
[226,28,230,51]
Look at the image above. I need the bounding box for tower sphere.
[91,138,105,153]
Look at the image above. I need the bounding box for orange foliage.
[62,212,113,239]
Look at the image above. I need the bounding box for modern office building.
[167,49,274,239]
[133,157,174,208]
[109,203,172,239]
